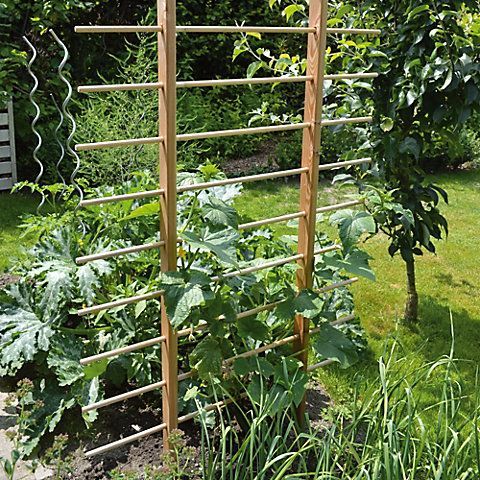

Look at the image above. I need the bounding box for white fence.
[0,100,17,190]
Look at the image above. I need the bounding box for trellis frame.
[75,0,379,456]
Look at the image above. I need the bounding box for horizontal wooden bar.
[77,290,163,317]
[80,334,166,366]
[177,167,308,193]
[76,241,164,265]
[0,114,8,126]
[82,166,308,209]
[307,359,334,371]
[177,75,313,88]
[78,73,377,95]
[176,26,316,34]
[82,370,193,414]
[318,277,359,294]
[80,188,165,207]
[82,380,167,413]
[324,72,378,81]
[318,157,372,171]
[0,146,10,158]
[239,211,306,230]
[316,199,362,214]
[75,136,163,151]
[75,25,163,33]
[76,25,380,36]
[212,253,304,282]
[321,116,372,127]
[84,396,232,457]
[177,122,310,142]
[85,421,167,457]
[327,28,381,35]
[78,82,163,93]
[0,162,12,175]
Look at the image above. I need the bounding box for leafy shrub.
[1,164,374,455]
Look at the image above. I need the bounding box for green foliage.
[0,165,371,454]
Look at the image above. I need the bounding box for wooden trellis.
[75,0,379,456]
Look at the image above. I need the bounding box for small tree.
[364,0,480,321]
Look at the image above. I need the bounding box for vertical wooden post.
[294,0,329,421]
[157,0,178,449]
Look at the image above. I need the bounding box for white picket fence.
[0,100,17,190]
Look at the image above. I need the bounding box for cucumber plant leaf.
[312,323,358,368]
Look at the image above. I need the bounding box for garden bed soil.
[57,382,331,479]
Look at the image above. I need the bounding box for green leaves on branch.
[330,209,376,249]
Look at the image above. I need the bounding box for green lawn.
[235,170,480,403]
[1,172,479,405]
[0,192,39,272]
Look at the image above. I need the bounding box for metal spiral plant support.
[50,29,85,234]
[23,36,46,213]
[50,94,67,186]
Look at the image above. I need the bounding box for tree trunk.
[404,256,418,322]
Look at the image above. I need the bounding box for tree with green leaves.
[363,0,480,322]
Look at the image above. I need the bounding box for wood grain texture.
[294,0,329,421]
[157,0,179,449]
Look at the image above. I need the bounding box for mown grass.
[235,169,480,406]
[0,192,38,272]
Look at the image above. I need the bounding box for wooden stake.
[158,0,178,449]
[294,0,329,422]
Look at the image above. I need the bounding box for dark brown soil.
[57,382,331,479]
[222,141,280,178]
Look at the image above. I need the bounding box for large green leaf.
[203,197,238,229]
[0,306,55,375]
[323,249,376,281]
[181,227,239,266]
[237,315,269,341]
[47,335,84,386]
[189,336,223,380]
[161,272,214,328]
[312,323,358,368]
[330,209,376,249]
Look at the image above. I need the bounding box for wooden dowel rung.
[177,397,236,424]
[176,26,316,34]
[75,136,163,151]
[80,189,165,207]
[82,380,167,413]
[177,123,310,142]
[78,82,163,93]
[84,396,233,457]
[80,335,167,366]
[212,253,304,282]
[75,25,380,36]
[324,73,378,81]
[318,277,359,294]
[77,290,163,317]
[177,75,313,88]
[75,25,163,33]
[321,116,372,127]
[327,28,381,35]
[314,245,341,256]
[239,211,306,230]
[318,157,372,171]
[76,241,164,265]
[307,359,335,372]
[177,167,308,193]
[77,74,377,95]
[85,422,168,457]
[316,199,362,214]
